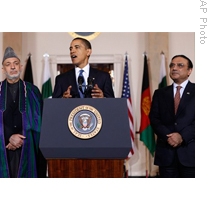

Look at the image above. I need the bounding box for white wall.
[1,32,195,176]
[169,32,195,84]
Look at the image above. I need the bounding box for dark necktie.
[78,70,86,98]
[174,86,182,114]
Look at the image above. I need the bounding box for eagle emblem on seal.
[78,113,93,130]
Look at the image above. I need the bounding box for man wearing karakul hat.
[0,47,44,178]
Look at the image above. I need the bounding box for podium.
[39,98,131,178]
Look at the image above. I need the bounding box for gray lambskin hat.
[2,47,20,64]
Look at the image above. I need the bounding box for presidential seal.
[68,105,102,139]
[68,32,100,40]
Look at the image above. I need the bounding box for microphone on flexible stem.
[87,77,94,89]
[78,76,84,93]
[85,77,95,98]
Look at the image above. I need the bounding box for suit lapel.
[68,70,80,97]
[176,82,194,116]
[164,85,175,114]
[89,67,97,79]
[71,70,77,88]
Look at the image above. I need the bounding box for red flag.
[121,54,135,158]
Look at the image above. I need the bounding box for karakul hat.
[2,47,20,64]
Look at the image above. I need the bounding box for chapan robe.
[0,79,42,178]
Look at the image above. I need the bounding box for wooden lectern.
[40,98,131,178]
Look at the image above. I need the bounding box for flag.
[24,54,33,84]
[121,54,135,158]
[41,54,52,99]
[159,53,167,88]
[139,54,155,156]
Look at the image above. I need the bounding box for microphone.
[87,77,94,88]
[78,76,84,93]
[85,77,95,98]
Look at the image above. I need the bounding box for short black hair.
[171,54,193,69]
[72,37,92,49]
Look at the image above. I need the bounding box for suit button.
[174,123,177,125]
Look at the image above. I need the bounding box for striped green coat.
[0,79,43,178]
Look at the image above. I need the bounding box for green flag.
[139,54,156,156]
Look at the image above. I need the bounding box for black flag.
[24,55,33,84]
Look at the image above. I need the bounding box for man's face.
[169,56,192,84]
[69,39,91,68]
[2,57,22,82]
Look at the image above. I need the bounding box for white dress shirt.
[75,64,90,85]
[173,80,189,98]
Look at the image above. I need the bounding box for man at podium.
[52,37,115,99]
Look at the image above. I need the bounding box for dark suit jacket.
[52,67,115,98]
[149,81,195,167]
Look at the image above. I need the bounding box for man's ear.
[188,68,192,76]
[87,49,92,57]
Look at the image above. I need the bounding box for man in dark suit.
[52,37,114,98]
[149,55,195,178]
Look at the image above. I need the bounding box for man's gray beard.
[6,72,21,81]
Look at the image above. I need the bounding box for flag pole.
[124,51,128,60]
[124,159,129,178]
[145,147,150,177]
[43,53,49,57]
[143,51,147,56]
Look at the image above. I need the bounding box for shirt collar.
[173,80,189,89]
[75,64,90,75]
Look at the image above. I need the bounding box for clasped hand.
[167,132,183,147]
[6,134,25,150]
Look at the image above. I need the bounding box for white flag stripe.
[159,54,166,82]
[43,56,51,83]
[42,54,52,99]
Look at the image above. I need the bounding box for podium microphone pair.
[78,76,94,98]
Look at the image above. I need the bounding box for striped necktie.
[174,86,182,114]
[78,70,86,98]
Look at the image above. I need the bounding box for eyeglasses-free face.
[169,56,192,84]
